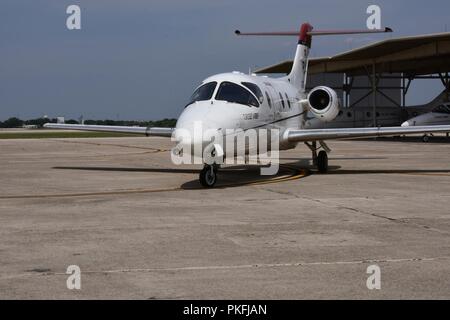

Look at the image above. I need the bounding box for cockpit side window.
[215,81,259,107]
[187,82,217,106]
[433,104,450,114]
[242,82,264,104]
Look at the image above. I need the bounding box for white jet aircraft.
[403,103,450,127]
[45,23,450,187]
[402,103,450,142]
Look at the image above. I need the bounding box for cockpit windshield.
[215,81,259,107]
[432,104,450,114]
[187,82,217,106]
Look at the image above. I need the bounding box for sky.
[1,0,449,121]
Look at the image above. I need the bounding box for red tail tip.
[299,23,313,47]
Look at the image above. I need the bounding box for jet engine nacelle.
[307,86,340,122]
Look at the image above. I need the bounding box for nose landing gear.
[199,164,218,188]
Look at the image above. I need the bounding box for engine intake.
[307,86,340,122]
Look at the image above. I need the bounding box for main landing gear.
[199,164,219,188]
[305,141,330,173]
[422,134,433,143]
[317,150,329,173]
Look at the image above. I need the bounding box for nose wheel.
[199,165,218,188]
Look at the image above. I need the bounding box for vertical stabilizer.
[288,23,313,91]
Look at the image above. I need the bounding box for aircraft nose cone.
[173,126,221,161]
[175,103,222,160]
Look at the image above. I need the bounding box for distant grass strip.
[0,131,139,139]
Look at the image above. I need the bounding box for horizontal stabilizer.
[235,28,392,37]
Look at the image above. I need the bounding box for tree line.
[0,117,177,128]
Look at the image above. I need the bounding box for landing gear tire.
[199,165,217,188]
[422,135,429,143]
[317,151,328,173]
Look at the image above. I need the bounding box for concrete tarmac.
[0,136,449,299]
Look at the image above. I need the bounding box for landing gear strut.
[305,141,329,173]
[199,164,218,188]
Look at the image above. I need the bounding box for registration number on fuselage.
[242,113,259,120]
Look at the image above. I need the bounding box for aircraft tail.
[285,23,393,91]
[406,89,450,114]
[288,23,313,91]
[235,23,392,92]
[427,89,450,106]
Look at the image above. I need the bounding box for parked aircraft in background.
[403,103,450,142]
[403,103,450,126]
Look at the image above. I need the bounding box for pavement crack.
[4,256,449,280]
[337,205,450,235]
[258,189,450,236]
[259,187,301,199]
[339,206,398,222]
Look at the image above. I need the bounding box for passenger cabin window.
[215,82,259,107]
[242,82,264,104]
[279,92,285,109]
[187,82,217,106]
[285,93,291,108]
[265,91,272,108]
[433,104,450,114]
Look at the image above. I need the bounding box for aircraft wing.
[43,123,174,137]
[286,125,450,142]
